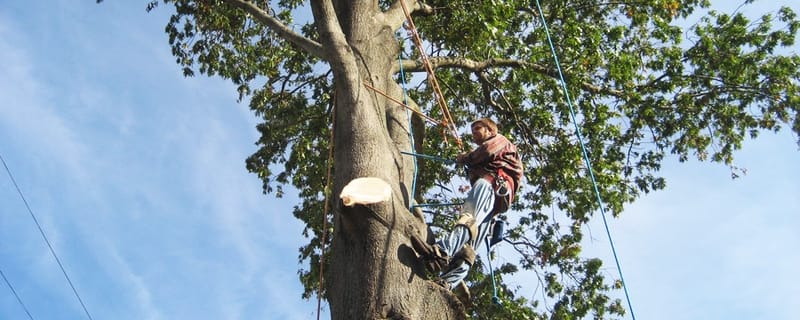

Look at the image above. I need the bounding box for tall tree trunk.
[311,1,466,319]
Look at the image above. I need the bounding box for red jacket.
[463,134,524,213]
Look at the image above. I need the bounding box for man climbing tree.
[101,0,799,318]
[412,118,523,295]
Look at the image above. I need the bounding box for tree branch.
[221,0,326,60]
[397,57,626,97]
[384,0,433,31]
[310,0,357,76]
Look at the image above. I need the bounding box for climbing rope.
[397,49,421,209]
[398,0,462,147]
[389,0,472,211]
[532,0,636,318]
[316,95,336,320]
[400,151,454,165]
[398,151,467,210]
[484,236,501,305]
[363,82,444,127]
[411,202,464,208]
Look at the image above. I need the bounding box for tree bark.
[310,0,466,319]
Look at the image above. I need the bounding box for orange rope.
[363,82,446,127]
[398,0,462,147]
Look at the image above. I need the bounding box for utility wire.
[0,153,94,320]
[1,268,35,320]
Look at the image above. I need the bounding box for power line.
[1,268,35,320]
[0,153,94,320]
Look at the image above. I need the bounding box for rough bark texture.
[310,1,466,319]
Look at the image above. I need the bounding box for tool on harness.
[489,171,514,215]
[489,219,505,247]
[495,176,510,197]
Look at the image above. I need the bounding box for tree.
[101,0,799,318]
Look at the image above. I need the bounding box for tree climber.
[412,118,524,290]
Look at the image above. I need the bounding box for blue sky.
[1,1,798,320]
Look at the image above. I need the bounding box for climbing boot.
[447,244,476,272]
[410,234,449,274]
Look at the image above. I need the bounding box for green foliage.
[150,0,799,318]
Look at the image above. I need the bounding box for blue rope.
[485,236,501,305]
[400,151,455,165]
[410,202,464,208]
[532,1,636,319]
[397,45,419,210]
